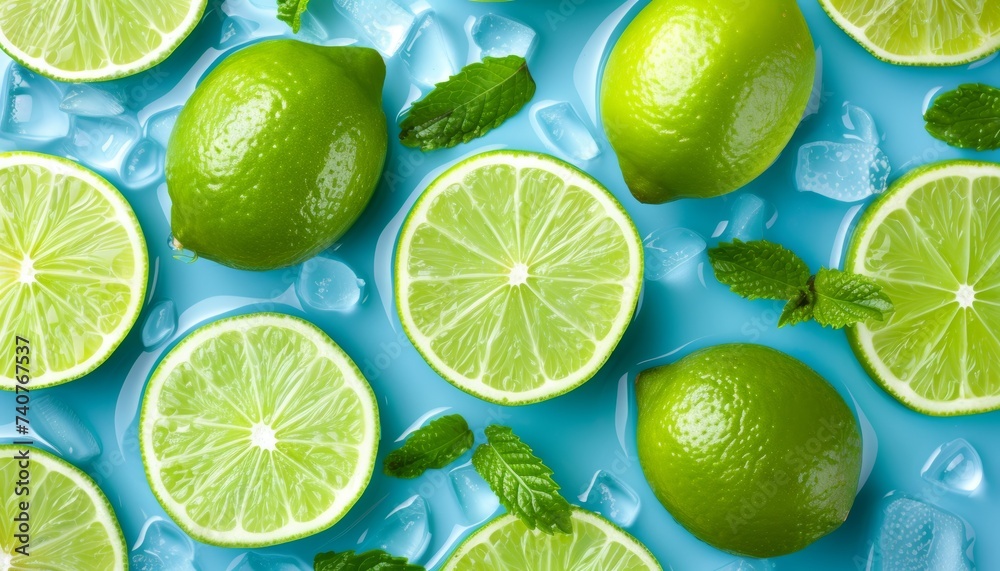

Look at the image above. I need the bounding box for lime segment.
[0,445,126,569]
[848,161,1000,415]
[820,0,1000,65]
[442,509,660,571]
[0,0,207,81]
[0,152,147,389]
[140,313,379,547]
[395,151,642,405]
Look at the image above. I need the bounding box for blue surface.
[1,0,999,569]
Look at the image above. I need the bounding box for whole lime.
[635,344,862,558]
[601,0,815,203]
[166,39,387,270]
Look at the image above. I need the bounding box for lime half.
[848,161,1000,415]
[0,445,126,569]
[0,0,207,81]
[395,150,643,405]
[820,0,1000,65]
[442,509,661,571]
[0,152,147,389]
[140,313,379,547]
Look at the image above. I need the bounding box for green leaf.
[383,414,474,479]
[924,83,1000,151]
[778,288,815,327]
[276,0,310,33]
[314,549,425,571]
[471,425,572,534]
[399,56,536,151]
[812,268,894,328]
[708,240,811,301]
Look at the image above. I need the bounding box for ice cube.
[360,495,431,563]
[131,518,199,571]
[1,64,70,141]
[229,552,309,571]
[219,16,261,50]
[450,462,500,525]
[32,394,101,464]
[721,194,770,242]
[842,103,880,145]
[333,0,417,56]
[796,141,890,202]
[401,13,459,87]
[472,14,537,59]
[531,101,601,161]
[146,106,182,149]
[142,300,177,350]
[921,439,983,495]
[65,116,140,170]
[643,227,707,281]
[579,470,640,527]
[60,85,126,117]
[869,496,974,571]
[296,257,366,311]
[123,138,165,188]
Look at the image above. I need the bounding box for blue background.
[1,0,999,568]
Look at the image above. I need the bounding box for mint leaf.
[924,83,1000,151]
[472,425,572,534]
[779,288,815,328]
[708,240,811,300]
[384,414,474,479]
[399,56,536,151]
[314,549,424,571]
[812,268,893,328]
[277,0,310,33]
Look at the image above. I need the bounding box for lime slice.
[0,0,207,81]
[847,160,1000,415]
[395,150,642,405]
[442,509,661,571]
[0,152,147,390]
[140,312,379,547]
[819,0,1000,65]
[0,445,127,569]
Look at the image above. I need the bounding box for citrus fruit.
[140,312,379,547]
[847,161,1000,415]
[166,39,388,271]
[636,344,862,558]
[0,152,147,390]
[820,0,1000,66]
[441,508,661,571]
[600,0,815,203]
[0,0,206,81]
[0,445,127,569]
[394,150,642,405]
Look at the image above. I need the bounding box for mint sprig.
[384,414,474,479]
[924,83,1000,151]
[472,425,572,534]
[399,56,536,151]
[709,240,893,329]
[314,549,425,571]
[276,0,311,33]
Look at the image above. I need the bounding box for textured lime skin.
[601,0,814,203]
[167,39,387,270]
[636,344,862,558]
